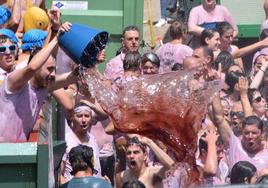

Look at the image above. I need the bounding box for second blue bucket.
[59,23,109,68]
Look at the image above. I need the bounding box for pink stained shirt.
[62,130,102,181]
[90,119,114,158]
[188,5,238,32]
[0,77,47,142]
[229,132,268,172]
[156,43,193,73]
[104,52,125,80]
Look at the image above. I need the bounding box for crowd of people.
[2,0,268,187]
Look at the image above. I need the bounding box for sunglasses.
[253,96,262,103]
[230,111,244,118]
[0,45,16,54]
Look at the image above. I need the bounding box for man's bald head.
[183,56,202,71]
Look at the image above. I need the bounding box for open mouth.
[47,77,55,82]
[248,142,255,148]
[81,124,88,129]
[130,160,136,167]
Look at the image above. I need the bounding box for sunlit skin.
[96,49,106,63]
[220,29,234,51]
[206,32,221,51]
[252,91,267,117]
[183,56,202,72]
[203,0,216,11]
[122,30,140,53]
[241,124,263,154]
[32,55,56,88]
[141,61,159,75]
[192,48,210,67]
[221,98,231,122]
[192,48,213,80]
[72,110,92,136]
[0,39,16,73]
[126,145,147,173]
[254,55,267,75]
[230,103,244,130]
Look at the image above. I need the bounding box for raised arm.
[211,93,232,146]
[8,0,20,30]
[47,69,78,92]
[187,7,204,36]
[238,77,253,117]
[7,22,72,93]
[202,128,218,176]
[250,60,268,89]
[51,88,75,120]
[139,136,174,178]
[7,37,58,92]
[232,38,268,59]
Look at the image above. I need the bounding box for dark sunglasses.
[230,111,244,118]
[253,96,262,103]
[0,45,16,54]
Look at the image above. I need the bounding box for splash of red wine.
[83,70,221,187]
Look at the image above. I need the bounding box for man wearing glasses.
[0,22,78,142]
[212,94,268,174]
[0,29,18,85]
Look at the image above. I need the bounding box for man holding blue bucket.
[0,22,109,142]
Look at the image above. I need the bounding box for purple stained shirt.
[0,77,47,142]
[156,43,193,73]
[229,132,268,172]
[104,52,125,80]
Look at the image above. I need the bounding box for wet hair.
[200,29,218,46]
[225,71,245,92]
[141,52,160,67]
[256,174,268,184]
[247,88,258,104]
[169,20,186,39]
[260,28,268,40]
[69,145,95,176]
[122,180,146,188]
[171,63,183,71]
[122,25,140,38]
[216,21,233,37]
[212,50,234,73]
[123,51,141,71]
[242,115,263,132]
[230,161,257,184]
[126,137,147,153]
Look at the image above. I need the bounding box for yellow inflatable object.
[23,7,49,32]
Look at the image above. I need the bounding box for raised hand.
[202,127,218,144]
[237,76,248,96]
[48,5,62,31]
[56,22,72,38]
